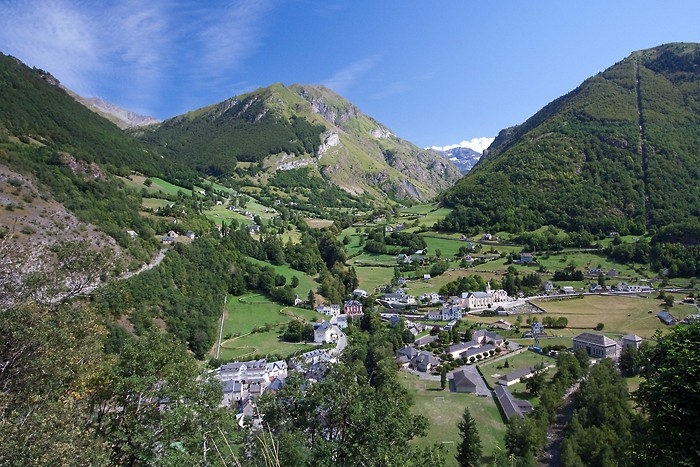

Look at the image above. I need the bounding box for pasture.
[401,204,452,229]
[530,295,697,339]
[245,257,318,295]
[419,234,468,258]
[353,266,394,292]
[478,350,556,389]
[214,293,321,361]
[401,372,505,466]
[118,175,194,197]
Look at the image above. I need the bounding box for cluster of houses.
[161,230,196,244]
[395,329,508,374]
[425,284,510,321]
[214,359,288,425]
[312,299,363,344]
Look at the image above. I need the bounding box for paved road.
[330,326,347,356]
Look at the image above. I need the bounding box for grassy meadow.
[214,293,322,361]
[478,350,556,389]
[530,295,697,339]
[401,373,506,466]
[245,257,318,295]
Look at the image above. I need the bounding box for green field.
[214,293,322,361]
[536,250,652,280]
[353,266,394,292]
[118,175,194,197]
[401,204,452,230]
[401,373,506,466]
[478,350,556,389]
[531,295,696,339]
[420,234,469,258]
[245,257,318,295]
[141,198,171,210]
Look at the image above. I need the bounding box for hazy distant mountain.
[432,146,482,173]
[135,83,462,202]
[440,42,700,235]
[70,93,159,129]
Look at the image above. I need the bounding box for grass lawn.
[141,198,170,210]
[537,250,652,280]
[531,295,697,339]
[478,350,556,389]
[218,330,317,361]
[354,266,394,292]
[401,373,506,466]
[214,293,323,360]
[420,234,469,258]
[245,258,318,296]
[401,205,452,229]
[625,375,643,394]
[350,252,397,266]
[304,218,334,228]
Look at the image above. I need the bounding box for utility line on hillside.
[635,59,652,231]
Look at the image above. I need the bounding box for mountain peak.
[137,82,461,202]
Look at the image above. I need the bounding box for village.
[210,277,673,429]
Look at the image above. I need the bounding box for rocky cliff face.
[289,84,462,201]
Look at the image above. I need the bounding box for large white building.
[217,359,288,406]
[572,333,618,358]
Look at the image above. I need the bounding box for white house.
[352,289,369,298]
[313,321,338,344]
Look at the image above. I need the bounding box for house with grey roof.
[413,351,441,372]
[657,310,676,326]
[498,366,539,386]
[313,320,338,343]
[572,332,618,358]
[462,344,496,362]
[446,341,480,359]
[414,335,439,347]
[622,334,643,350]
[395,345,421,367]
[494,385,534,420]
[452,369,480,393]
[473,329,504,346]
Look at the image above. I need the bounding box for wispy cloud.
[371,81,412,100]
[0,0,101,94]
[322,55,380,94]
[0,0,273,116]
[428,137,495,153]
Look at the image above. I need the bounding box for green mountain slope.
[0,53,193,248]
[440,43,700,235]
[135,83,462,202]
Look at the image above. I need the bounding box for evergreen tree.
[456,407,482,467]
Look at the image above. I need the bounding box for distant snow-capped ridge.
[428,137,493,173]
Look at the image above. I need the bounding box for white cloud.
[322,55,380,94]
[428,137,495,153]
[0,0,273,116]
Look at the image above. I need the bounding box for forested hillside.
[440,43,700,236]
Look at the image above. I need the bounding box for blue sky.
[1,1,699,151]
